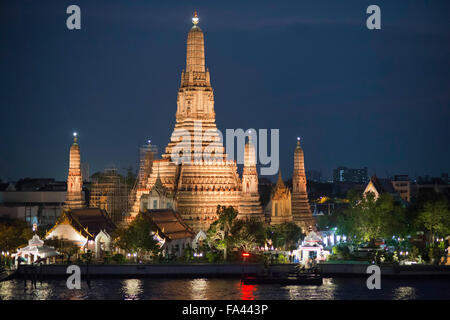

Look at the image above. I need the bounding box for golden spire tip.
[192,11,199,25]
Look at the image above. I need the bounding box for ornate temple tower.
[291,138,315,231]
[130,13,264,232]
[266,171,292,225]
[64,133,84,209]
[239,135,263,219]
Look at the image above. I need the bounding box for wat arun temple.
[124,13,315,234]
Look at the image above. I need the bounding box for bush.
[183,247,194,262]
[277,254,289,264]
[333,244,352,260]
[206,251,221,263]
[111,254,125,263]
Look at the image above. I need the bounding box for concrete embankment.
[15,263,450,279]
[318,263,450,278]
[15,263,265,279]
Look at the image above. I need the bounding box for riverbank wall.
[15,263,265,279]
[318,263,450,278]
[13,263,450,279]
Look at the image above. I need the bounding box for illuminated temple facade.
[291,138,315,231]
[265,171,292,225]
[64,133,85,210]
[263,139,315,232]
[129,13,263,232]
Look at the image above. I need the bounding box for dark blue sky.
[1,0,449,181]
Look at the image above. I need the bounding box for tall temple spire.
[239,133,263,219]
[131,13,264,231]
[64,132,84,210]
[165,12,220,161]
[291,137,314,231]
[243,135,257,193]
[186,11,205,73]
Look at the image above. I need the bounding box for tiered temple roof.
[143,209,194,240]
[47,208,116,241]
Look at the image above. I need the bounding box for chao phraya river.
[1,277,450,300]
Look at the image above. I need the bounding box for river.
[1,277,450,300]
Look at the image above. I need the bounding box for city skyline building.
[333,166,369,184]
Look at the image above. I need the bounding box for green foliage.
[427,241,447,265]
[337,192,407,245]
[231,218,266,252]
[332,243,352,260]
[205,251,221,263]
[112,213,161,259]
[415,200,450,243]
[276,254,289,264]
[0,219,33,252]
[267,222,303,250]
[207,205,239,261]
[111,253,125,263]
[102,251,112,264]
[207,206,270,261]
[81,250,93,263]
[409,246,420,261]
[183,245,194,262]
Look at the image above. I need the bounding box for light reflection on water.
[393,286,416,300]
[122,279,143,300]
[0,277,449,300]
[239,283,257,300]
[190,278,208,300]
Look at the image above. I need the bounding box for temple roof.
[271,170,290,200]
[368,175,397,196]
[275,171,285,189]
[142,209,194,241]
[49,208,116,240]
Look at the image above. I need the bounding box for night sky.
[1,0,449,182]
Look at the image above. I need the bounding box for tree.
[0,219,33,252]
[113,213,160,260]
[337,192,406,245]
[207,205,238,261]
[268,222,303,250]
[231,218,266,253]
[44,237,79,263]
[416,200,450,244]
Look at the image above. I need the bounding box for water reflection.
[122,279,143,300]
[0,279,15,300]
[29,282,54,300]
[286,278,336,300]
[1,278,449,300]
[393,286,416,300]
[239,282,256,300]
[190,278,208,300]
